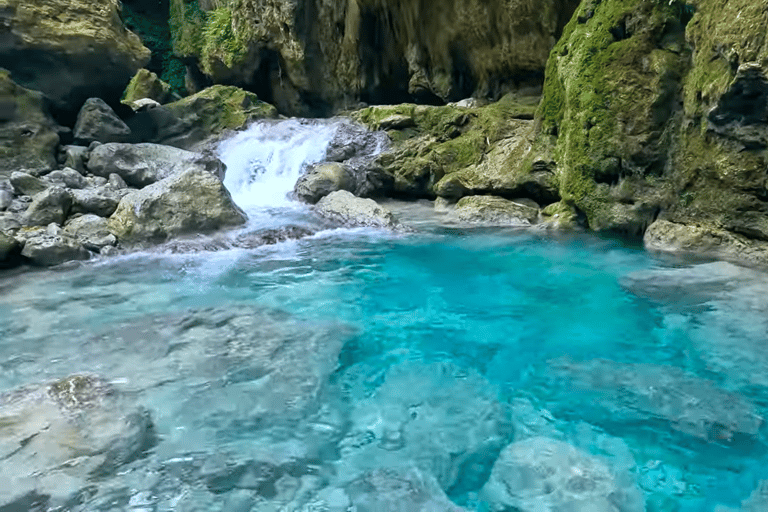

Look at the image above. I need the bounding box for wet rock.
[294,162,356,204]
[315,190,404,230]
[541,358,764,446]
[158,226,316,253]
[64,214,117,251]
[0,231,21,267]
[69,188,125,217]
[23,187,72,226]
[481,437,639,512]
[44,168,87,189]
[0,70,60,176]
[87,143,226,188]
[0,0,150,115]
[445,195,539,226]
[338,361,512,491]
[742,480,768,511]
[108,168,247,244]
[61,145,88,173]
[10,171,48,196]
[0,374,155,507]
[324,122,389,163]
[73,98,132,145]
[19,228,90,265]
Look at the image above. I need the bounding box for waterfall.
[218,119,343,211]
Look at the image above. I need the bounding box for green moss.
[169,0,206,59]
[201,8,248,72]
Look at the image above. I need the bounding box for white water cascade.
[218,119,344,212]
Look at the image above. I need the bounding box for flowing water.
[1,120,768,511]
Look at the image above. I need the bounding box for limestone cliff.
[169,0,579,115]
[530,0,768,263]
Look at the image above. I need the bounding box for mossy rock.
[0,70,60,176]
[123,69,179,105]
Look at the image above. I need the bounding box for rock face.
[482,437,637,512]
[0,70,60,176]
[169,0,579,115]
[0,374,155,507]
[0,0,151,117]
[73,98,132,145]
[86,142,225,188]
[530,0,768,262]
[108,168,247,243]
[315,190,403,230]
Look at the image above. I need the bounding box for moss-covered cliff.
[167,0,579,115]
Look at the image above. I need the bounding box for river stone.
[122,68,178,106]
[73,98,132,145]
[0,232,20,266]
[0,374,154,508]
[61,145,88,173]
[44,168,87,189]
[10,171,48,196]
[445,195,540,226]
[87,143,226,188]
[315,190,404,230]
[0,189,11,211]
[294,162,356,204]
[0,212,21,232]
[64,214,117,251]
[108,172,128,190]
[108,168,247,244]
[19,229,90,265]
[23,187,72,226]
[481,437,633,512]
[69,187,125,217]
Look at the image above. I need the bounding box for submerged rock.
[107,168,247,244]
[315,190,404,230]
[482,437,639,512]
[73,98,132,145]
[445,195,539,226]
[0,374,155,508]
[87,142,226,188]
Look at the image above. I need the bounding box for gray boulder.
[64,214,117,251]
[10,171,48,196]
[0,212,21,232]
[0,189,11,211]
[19,227,90,266]
[73,98,132,145]
[108,168,247,244]
[61,145,88,173]
[482,437,639,512]
[23,187,72,226]
[0,374,154,507]
[108,173,128,190]
[70,187,125,217]
[44,168,87,189]
[87,143,226,188]
[294,162,355,204]
[445,195,540,226]
[315,190,404,230]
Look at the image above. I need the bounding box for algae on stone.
[123,69,179,105]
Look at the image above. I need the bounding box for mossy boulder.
[127,85,278,149]
[0,0,150,116]
[0,70,60,177]
[123,69,179,106]
[445,195,540,226]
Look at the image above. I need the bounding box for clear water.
[1,120,767,511]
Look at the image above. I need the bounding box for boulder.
[64,214,117,251]
[44,168,87,189]
[10,171,48,196]
[108,173,128,190]
[0,0,150,115]
[61,145,88,173]
[73,98,132,145]
[19,229,90,265]
[294,162,355,204]
[127,85,278,149]
[0,70,60,176]
[108,168,247,244]
[122,68,178,106]
[22,187,72,226]
[0,189,11,210]
[0,374,154,507]
[69,188,125,217]
[86,142,225,188]
[0,231,20,267]
[481,437,638,512]
[315,190,404,230]
[445,195,539,226]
